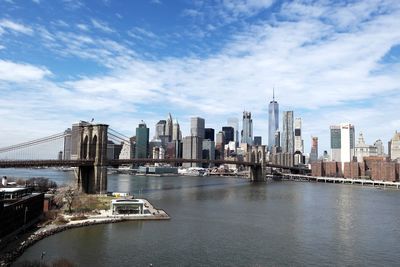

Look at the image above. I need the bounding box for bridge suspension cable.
[108,128,131,144]
[0,132,66,153]
[108,128,130,140]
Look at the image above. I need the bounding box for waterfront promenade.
[279,173,400,189]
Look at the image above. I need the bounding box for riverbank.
[278,173,400,189]
[0,199,169,267]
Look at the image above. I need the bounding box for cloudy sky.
[0,0,399,155]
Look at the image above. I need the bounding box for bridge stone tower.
[75,124,108,194]
[249,145,267,182]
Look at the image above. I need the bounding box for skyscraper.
[241,111,253,145]
[216,131,225,160]
[294,117,303,153]
[154,120,166,140]
[274,131,281,150]
[282,111,294,154]
[390,131,400,160]
[204,128,215,141]
[135,121,149,159]
[330,123,355,166]
[340,123,355,169]
[182,136,202,167]
[310,136,318,163]
[254,136,262,146]
[268,89,279,150]
[190,117,205,139]
[330,125,341,162]
[165,113,173,142]
[373,139,384,156]
[202,139,215,166]
[222,126,235,145]
[172,120,181,141]
[227,118,239,146]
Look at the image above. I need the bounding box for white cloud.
[184,0,275,27]
[1,0,400,153]
[0,60,51,82]
[76,23,90,31]
[91,18,114,33]
[221,0,275,16]
[62,0,84,10]
[0,19,33,35]
[127,27,157,40]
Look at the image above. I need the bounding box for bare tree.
[55,185,77,213]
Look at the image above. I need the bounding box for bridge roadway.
[0,159,308,173]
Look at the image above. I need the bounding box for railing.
[0,160,94,168]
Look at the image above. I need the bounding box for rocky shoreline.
[0,213,169,267]
[0,218,121,267]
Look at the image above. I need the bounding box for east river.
[2,168,400,266]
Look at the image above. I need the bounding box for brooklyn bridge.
[0,123,309,194]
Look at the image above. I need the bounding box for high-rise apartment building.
[241,111,253,145]
[227,118,239,146]
[282,111,294,154]
[268,90,279,150]
[310,136,318,163]
[294,117,303,153]
[135,121,149,159]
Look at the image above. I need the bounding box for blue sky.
[0,0,400,155]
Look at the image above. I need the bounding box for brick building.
[312,156,399,182]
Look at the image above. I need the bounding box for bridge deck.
[0,159,308,172]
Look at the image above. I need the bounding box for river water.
[6,168,400,266]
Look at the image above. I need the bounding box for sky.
[0,0,400,155]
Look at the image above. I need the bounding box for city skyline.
[0,0,399,154]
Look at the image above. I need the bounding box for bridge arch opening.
[257,151,262,163]
[251,151,256,163]
[82,135,89,159]
[89,135,97,159]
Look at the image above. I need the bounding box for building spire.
[273,87,276,101]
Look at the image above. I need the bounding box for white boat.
[179,167,206,176]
